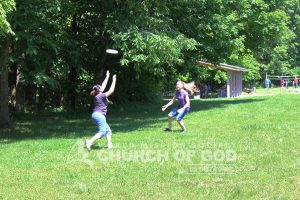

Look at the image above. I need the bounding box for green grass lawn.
[1,93,300,199]
[243,86,300,97]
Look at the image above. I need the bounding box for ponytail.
[180,81,196,94]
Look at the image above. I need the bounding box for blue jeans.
[92,112,112,139]
[294,83,298,88]
[168,107,189,121]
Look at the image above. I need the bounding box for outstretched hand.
[106,70,110,77]
[161,105,167,111]
[112,74,117,81]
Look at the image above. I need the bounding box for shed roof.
[196,61,249,72]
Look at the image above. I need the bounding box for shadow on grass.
[188,97,265,113]
[0,97,264,143]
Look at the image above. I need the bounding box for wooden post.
[238,72,241,96]
[236,72,241,96]
[239,72,243,96]
[231,71,236,97]
[227,70,231,98]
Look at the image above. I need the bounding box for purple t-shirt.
[93,93,108,115]
[176,90,190,110]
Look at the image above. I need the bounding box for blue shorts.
[168,107,189,121]
[92,112,112,139]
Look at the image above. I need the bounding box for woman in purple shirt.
[86,71,117,151]
[162,81,191,133]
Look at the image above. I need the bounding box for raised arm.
[100,70,110,92]
[162,96,176,111]
[105,75,117,97]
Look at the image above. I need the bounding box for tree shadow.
[0,97,265,143]
[187,98,265,113]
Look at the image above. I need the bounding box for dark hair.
[93,85,101,92]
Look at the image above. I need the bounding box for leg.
[177,119,186,132]
[86,132,100,151]
[105,123,113,149]
[168,116,172,129]
[87,112,107,151]
[90,133,101,143]
[164,108,178,131]
[106,134,113,149]
[176,108,189,132]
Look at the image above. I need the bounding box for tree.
[3,0,300,115]
[0,0,15,129]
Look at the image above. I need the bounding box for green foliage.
[107,1,198,78]
[242,2,297,76]
[230,53,261,83]
[0,0,15,37]
[10,0,62,87]
[2,0,300,111]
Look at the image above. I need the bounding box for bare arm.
[162,96,176,111]
[182,94,190,109]
[100,70,110,92]
[105,75,117,97]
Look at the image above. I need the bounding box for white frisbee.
[106,49,118,54]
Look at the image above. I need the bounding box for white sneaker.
[85,139,92,151]
[107,144,114,149]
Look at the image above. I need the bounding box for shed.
[196,61,249,98]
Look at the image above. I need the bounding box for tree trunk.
[26,84,36,111]
[16,55,26,111]
[0,38,11,129]
[38,86,46,111]
[94,31,110,85]
[69,65,76,109]
[94,63,105,85]
[68,15,78,110]
[15,67,25,111]
[11,59,25,112]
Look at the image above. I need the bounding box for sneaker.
[108,144,114,149]
[85,139,92,151]
[163,128,172,132]
[181,130,187,134]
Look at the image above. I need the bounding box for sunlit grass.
[0,93,300,199]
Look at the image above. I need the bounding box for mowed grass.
[1,93,300,199]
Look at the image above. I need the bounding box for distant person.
[265,78,271,90]
[204,83,208,98]
[292,80,295,88]
[220,85,227,97]
[294,76,298,88]
[280,78,284,91]
[193,86,201,99]
[162,80,192,133]
[86,71,117,151]
[208,84,212,92]
[284,79,289,89]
